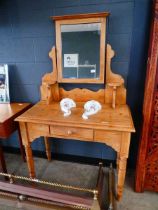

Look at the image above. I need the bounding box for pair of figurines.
[60,98,102,120]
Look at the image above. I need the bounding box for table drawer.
[50,126,93,141]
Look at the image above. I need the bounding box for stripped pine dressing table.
[16,12,135,201]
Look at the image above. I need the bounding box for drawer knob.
[67,130,73,135]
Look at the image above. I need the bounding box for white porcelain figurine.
[82,100,102,120]
[60,98,76,117]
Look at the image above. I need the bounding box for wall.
[0,0,152,165]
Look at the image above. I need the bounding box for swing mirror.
[54,13,108,83]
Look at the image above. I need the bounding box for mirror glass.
[61,23,101,79]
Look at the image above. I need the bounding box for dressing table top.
[16,101,135,133]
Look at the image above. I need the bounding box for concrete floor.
[0,153,158,210]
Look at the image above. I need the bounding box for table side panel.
[27,123,50,142]
[94,130,122,152]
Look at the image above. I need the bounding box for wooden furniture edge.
[51,12,110,20]
[0,103,31,124]
[55,16,106,84]
[15,120,135,133]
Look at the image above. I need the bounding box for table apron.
[19,122,131,154]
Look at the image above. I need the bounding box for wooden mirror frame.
[41,12,126,107]
[52,12,109,84]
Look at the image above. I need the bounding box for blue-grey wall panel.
[53,6,82,16]
[112,61,129,84]
[79,0,133,5]
[107,34,132,62]
[52,140,102,158]
[108,4,133,34]
[11,9,53,38]
[10,84,40,103]
[12,38,35,62]
[50,139,116,159]
[9,63,52,85]
[15,0,56,11]
[127,0,152,166]
[0,38,15,63]
[34,37,55,62]
[2,132,19,148]
[54,0,80,8]
[0,9,12,38]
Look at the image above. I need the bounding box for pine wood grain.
[16,101,134,132]
[16,12,135,202]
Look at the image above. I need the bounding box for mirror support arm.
[105,44,126,107]
[40,46,60,104]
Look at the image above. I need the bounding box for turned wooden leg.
[117,157,127,200]
[44,137,51,161]
[116,152,120,172]
[116,132,131,200]
[24,144,35,178]
[17,125,26,162]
